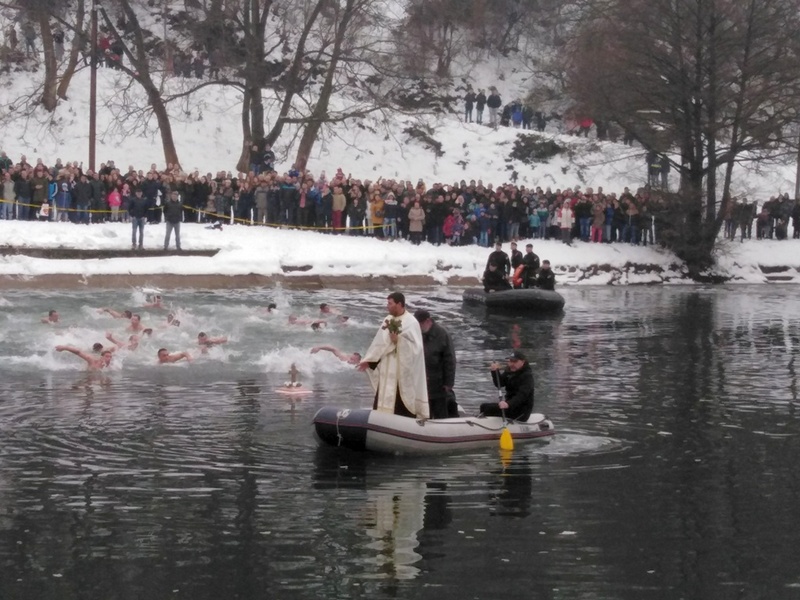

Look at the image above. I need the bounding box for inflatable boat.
[462,287,565,312]
[313,407,555,454]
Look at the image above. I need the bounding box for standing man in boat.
[479,350,534,421]
[358,292,429,419]
[414,310,458,419]
[521,243,541,289]
[485,241,511,278]
[509,241,523,271]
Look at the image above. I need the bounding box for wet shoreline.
[0,273,481,290]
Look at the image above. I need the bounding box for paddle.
[492,367,515,451]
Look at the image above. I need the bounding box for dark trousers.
[429,390,459,419]
[373,390,414,418]
[429,394,448,419]
[479,402,526,421]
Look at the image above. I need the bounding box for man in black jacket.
[415,310,457,419]
[88,171,106,223]
[163,190,183,251]
[479,350,534,421]
[72,174,93,224]
[509,241,523,270]
[464,88,476,123]
[487,88,502,128]
[521,243,540,288]
[476,89,486,124]
[140,172,163,224]
[128,188,152,249]
[485,241,511,277]
[535,260,556,290]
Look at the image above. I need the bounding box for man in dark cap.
[414,309,458,418]
[521,243,540,288]
[479,350,534,421]
[485,241,511,277]
[535,260,556,290]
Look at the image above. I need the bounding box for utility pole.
[89,0,98,172]
[795,128,800,201]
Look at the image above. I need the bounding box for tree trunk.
[100,1,181,169]
[149,88,181,167]
[57,0,87,100]
[235,0,270,173]
[236,87,253,173]
[38,13,59,111]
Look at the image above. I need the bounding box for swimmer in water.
[157,348,192,364]
[197,332,228,353]
[56,345,113,370]
[41,309,59,324]
[310,345,362,365]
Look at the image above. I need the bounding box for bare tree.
[292,0,378,171]
[1,0,85,110]
[97,0,181,167]
[569,0,800,273]
[55,0,88,100]
[163,0,329,171]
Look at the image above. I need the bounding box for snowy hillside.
[3,65,797,203]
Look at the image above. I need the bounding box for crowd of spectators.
[2,149,799,245]
[463,85,548,131]
[3,16,226,78]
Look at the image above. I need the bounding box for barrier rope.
[0,197,385,232]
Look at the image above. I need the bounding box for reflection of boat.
[462,288,565,312]
[313,407,555,454]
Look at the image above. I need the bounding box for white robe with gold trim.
[362,310,429,418]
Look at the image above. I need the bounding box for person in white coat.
[358,292,429,419]
[558,199,574,245]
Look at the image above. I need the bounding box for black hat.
[505,350,527,362]
[414,309,431,323]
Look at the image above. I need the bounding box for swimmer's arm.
[311,345,347,361]
[105,332,124,348]
[55,345,93,363]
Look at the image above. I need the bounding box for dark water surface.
[0,286,799,600]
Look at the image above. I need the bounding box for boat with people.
[312,406,555,455]
[462,287,565,312]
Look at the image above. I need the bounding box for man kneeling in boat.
[535,260,556,290]
[479,350,534,421]
[358,292,429,419]
[483,262,512,293]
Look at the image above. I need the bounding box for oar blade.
[500,426,514,451]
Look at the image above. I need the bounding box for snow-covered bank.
[1,221,799,287]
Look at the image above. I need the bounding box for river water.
[0,285,798,600]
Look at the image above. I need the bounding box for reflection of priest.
[359,292,429,419]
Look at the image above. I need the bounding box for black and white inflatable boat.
[463,288,565,312]
[313,406,555,455]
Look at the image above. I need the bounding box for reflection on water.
[0,285,800,598]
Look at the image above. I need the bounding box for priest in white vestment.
[358,292,429,419]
